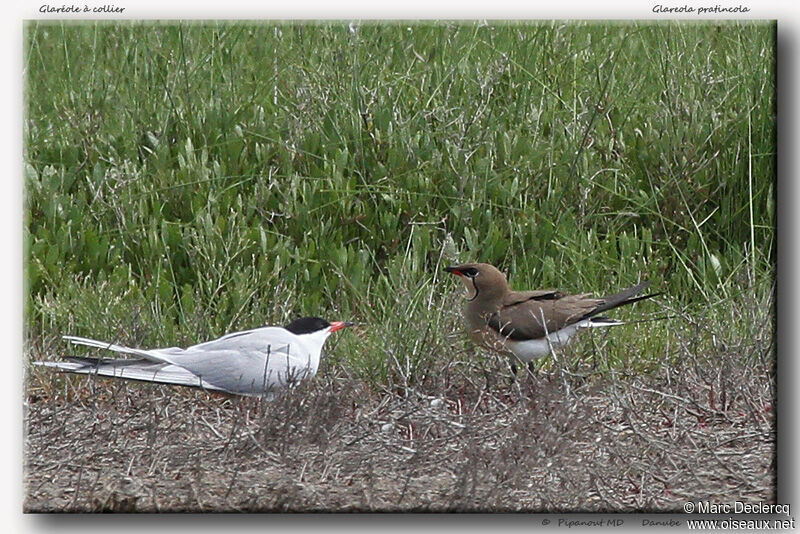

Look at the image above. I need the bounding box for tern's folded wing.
[164,345,316,395]
[33,357,225,391]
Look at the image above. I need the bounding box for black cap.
[284,317,331,335]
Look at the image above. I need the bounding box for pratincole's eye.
[464,268,478,277]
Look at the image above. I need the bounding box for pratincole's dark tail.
[582,281,661,320]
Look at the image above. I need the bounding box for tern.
[34,317,353,396]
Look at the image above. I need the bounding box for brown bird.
[445,263,656,373]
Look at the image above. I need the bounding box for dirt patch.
[24,350,775,512]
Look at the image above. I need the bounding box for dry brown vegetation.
[25,325,775,513]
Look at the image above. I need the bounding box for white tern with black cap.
[34,317,354,396]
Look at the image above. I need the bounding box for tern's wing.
[62,335,185,363]
[165,333,319,395]
[32,357,226,392]
[63,326,299,362]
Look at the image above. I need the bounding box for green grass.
[24,21,776,387]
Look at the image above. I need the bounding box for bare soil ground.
[24,348,775,512]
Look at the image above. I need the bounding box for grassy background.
[24,21,775,388]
